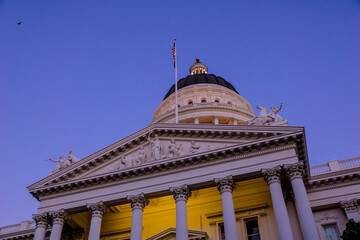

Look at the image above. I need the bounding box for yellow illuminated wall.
[73,177,273,239]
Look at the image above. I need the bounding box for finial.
[196,58,200,62]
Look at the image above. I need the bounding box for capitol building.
[1,60,359,240]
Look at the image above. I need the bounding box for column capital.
[340,199,358,213]
[87,201,107,218]
[262,166,282,184]
[214,175,235,194]
[49,209,70,225]
[284,162,305,181]
[127,193,149,210]
[32,212,49,228]
[170,184,191,202]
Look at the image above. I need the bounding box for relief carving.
[168,139,184,158]
[148,134,162,160]
[189,141,200,154]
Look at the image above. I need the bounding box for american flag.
[172,42,176,68]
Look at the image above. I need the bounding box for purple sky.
[1,0,359,226]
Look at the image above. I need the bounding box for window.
[245,218,261,240]
[323,224,340,240]
[218,223,225,240]
[188,100,193,104]
[228,101,232,105]
[215,99,220,103]
[201,98,207,103]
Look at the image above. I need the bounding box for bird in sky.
[17,22,22,25]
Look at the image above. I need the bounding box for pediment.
[147,228,209,240]
[28,123,306,197]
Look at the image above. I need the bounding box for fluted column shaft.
[33,213,49,240]
[87,201,107,240]
[285,162,320,240]
[214,176,239,240]
[262,167,294,240]
[128,193,148,240]
[49,209,69,240]
[170,185,191,240]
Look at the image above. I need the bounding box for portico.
[28,120,319,239]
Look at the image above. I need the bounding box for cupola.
[189,58,208,75]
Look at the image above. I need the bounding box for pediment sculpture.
[111,138,223,172]
[247,103,288,126]
[48,150,79,174]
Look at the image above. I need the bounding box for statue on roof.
[48,151,80,173]
[48,155,70,173]
[66,150,79,164]
[247,103,288,126]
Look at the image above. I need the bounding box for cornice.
[29,131,306,200]
[28,124,304,191]
[307,171,360,192]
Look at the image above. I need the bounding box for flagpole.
[174,39,178,124]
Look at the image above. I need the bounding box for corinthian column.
[284,162,320,240]
[262,166,294,240]
[33,212,49,240]
[128,193,148,240]
[340,199,360,222]
[170,185,191,240]
[49,209,69,240]
[87,201,107,240]
[214,175,239,240]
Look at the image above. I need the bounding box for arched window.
[188,100,193,105]
[201,98,207,103]
[215,99,220,103]
[228,101,232,105]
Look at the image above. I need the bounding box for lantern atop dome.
[189,58,208,75]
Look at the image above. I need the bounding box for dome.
[164,74,239,100]
[153,59,255,124]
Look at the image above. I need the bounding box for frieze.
[315,213,340,223]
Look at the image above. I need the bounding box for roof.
[163,74,239,100]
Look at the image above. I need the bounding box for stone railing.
[339,157,360,169]
[310,157,360,176]
[310,163,331,176]
[0,221,35,234]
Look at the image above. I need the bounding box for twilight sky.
[0,0,359,226]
